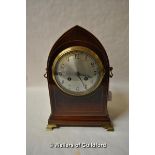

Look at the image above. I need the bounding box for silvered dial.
[52,46,104,96]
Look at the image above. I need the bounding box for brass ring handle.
[109,67,113,78]
[44,72,47,78]
[44,68,47,78]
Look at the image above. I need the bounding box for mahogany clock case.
[45,26,113,131]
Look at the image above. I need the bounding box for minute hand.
[77,72,86,89]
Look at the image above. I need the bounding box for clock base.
[47,115,114,131]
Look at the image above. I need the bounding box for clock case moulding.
[45,25,114,131]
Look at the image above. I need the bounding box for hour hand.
[77,72,92,78]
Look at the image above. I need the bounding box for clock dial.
[52,46,104,96]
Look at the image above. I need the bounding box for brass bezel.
[52,46,105,96]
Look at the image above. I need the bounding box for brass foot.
[46,124,58,131]
[101,122,114,131]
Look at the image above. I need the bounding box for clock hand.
[77,72,86,89]
[78,73,92,78]
[55,71,92,78]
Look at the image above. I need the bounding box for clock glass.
[52,46,104,96]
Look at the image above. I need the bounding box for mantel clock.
[44,25,113,131]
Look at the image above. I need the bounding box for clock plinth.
[47,115,113,131]
[45,25,113,131]
[47,105,114,131]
